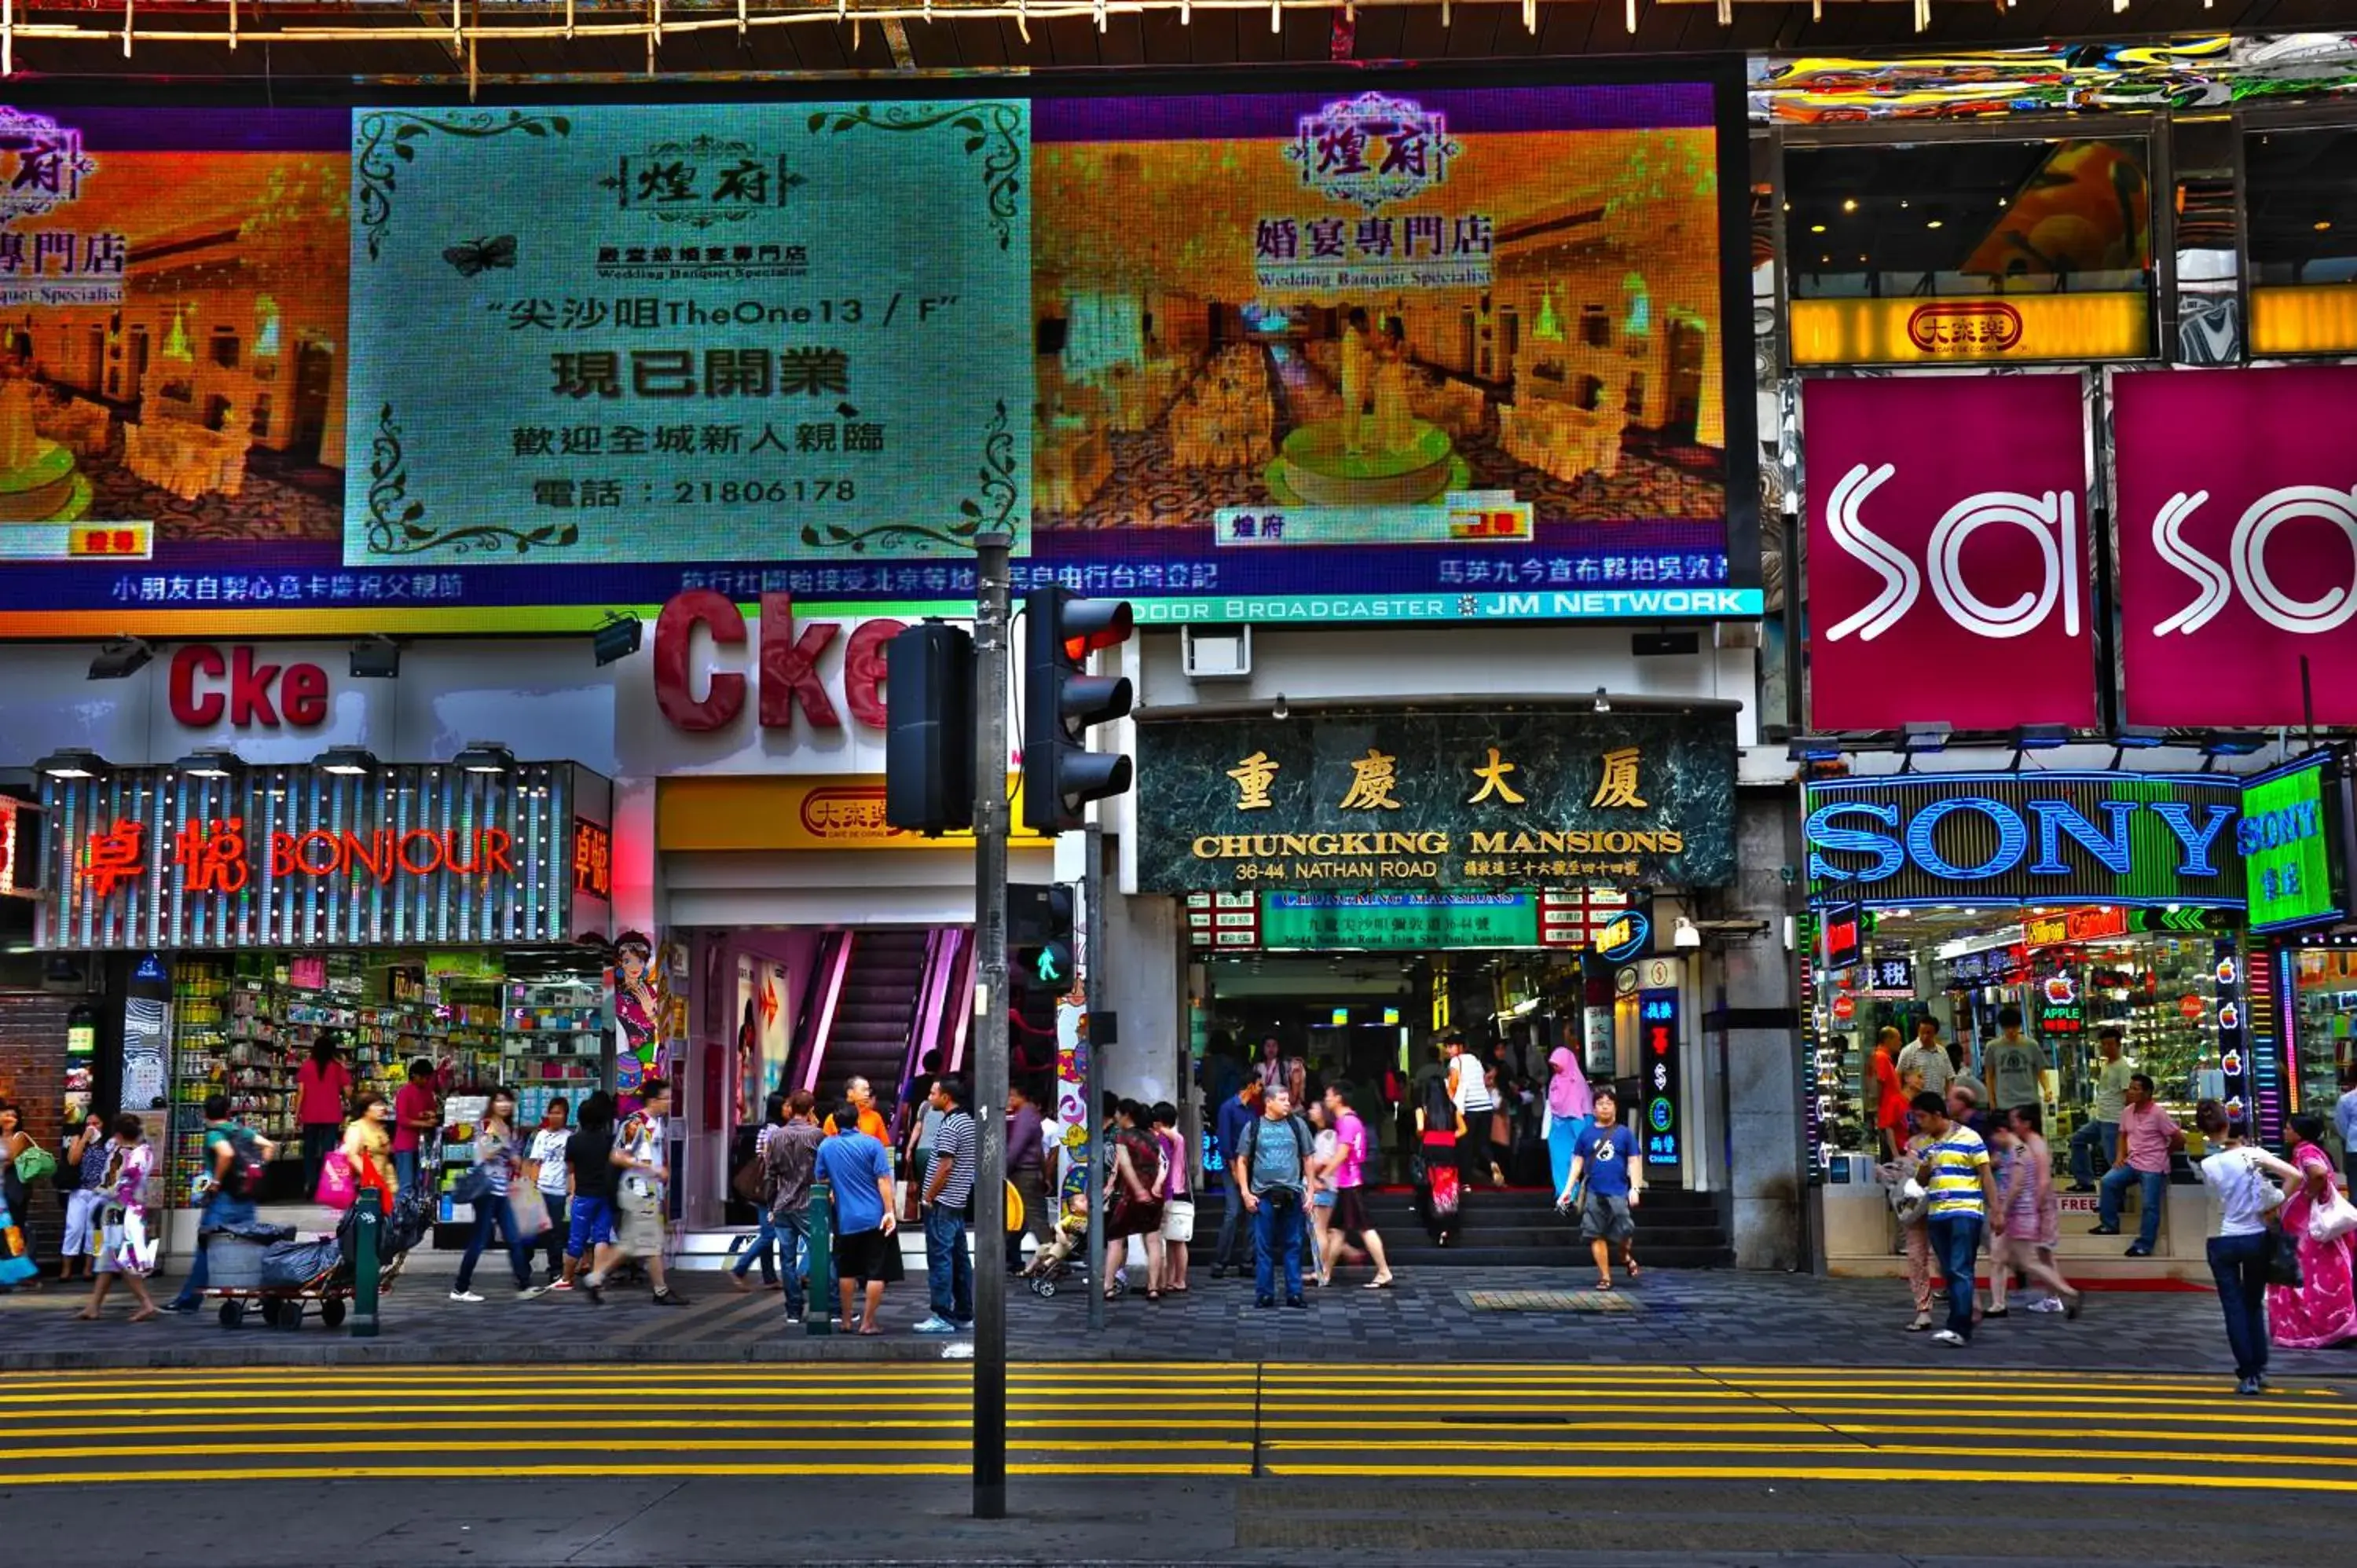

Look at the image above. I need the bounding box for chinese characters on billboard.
[0,78,1751,637]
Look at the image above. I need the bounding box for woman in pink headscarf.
[1543,1046,1594,1200]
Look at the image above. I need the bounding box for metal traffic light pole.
[970,529,1012,1522]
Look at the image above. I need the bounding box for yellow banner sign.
[2251,286,2357,357]
[1790,292,2149,365]
[657,775,1047,852]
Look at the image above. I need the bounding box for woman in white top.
[2193,1099,2301,1396]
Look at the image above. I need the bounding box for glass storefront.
[1809,904,2246,1178]
[2280,937,2357,1124]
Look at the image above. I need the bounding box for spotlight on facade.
[2201,730,2266,757]
[1593,687,1611,714]
[1787,735,1844,764]
[174,749,241,780]
[350,636,401,679]
[452,742,515,776]
[35,749,108,780]
[2011,724,2069,751]
[1901,722,1952,753]
[592,612,643,668]
[87,638,153,680]
[1673,917,1703,949]
[315,747,380,776]
[2113,726,2169,749]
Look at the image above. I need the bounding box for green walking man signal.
[1010,881,1076,995]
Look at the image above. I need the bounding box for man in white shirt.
[1898,1018,1954,1102]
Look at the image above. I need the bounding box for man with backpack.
[1233,1083,1316,1310]
[162,1094,273,1313]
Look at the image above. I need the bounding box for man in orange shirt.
[1871,1026,1909,1160]
[823,1076,889,1141]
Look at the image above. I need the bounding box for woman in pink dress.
[2270,1113,2357,1349]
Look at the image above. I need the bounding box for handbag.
[2308,1184,2357,1245]
[13,1141,57,1185]
[316,1154,357,1211]
[2267,1224,2304,1289]
[450,1165,494,1207]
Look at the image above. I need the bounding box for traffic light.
[1021,586,1134,834]
[1010,881,1076,991]
[884,621,976,836]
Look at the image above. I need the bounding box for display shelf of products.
[2288,947,2357,1116]
[504,976,610,1129]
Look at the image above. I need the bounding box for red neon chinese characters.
[174,817,250,893]
[79,820,146,897]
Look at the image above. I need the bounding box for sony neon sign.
[1803,775,2243,906]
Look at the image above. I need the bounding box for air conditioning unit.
[1180,625,1252,682]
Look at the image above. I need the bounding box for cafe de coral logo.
[1906,300,2024,354]
[0,107,96,225]
[1285,93,1461,211]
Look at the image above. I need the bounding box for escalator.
[811,929,930,1112]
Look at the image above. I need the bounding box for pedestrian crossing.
[3,1362,2351,1490]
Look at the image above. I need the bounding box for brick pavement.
[5,1255,2353,1377]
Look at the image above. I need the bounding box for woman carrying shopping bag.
[2271,1112,2357,1350]
[76,1115,160,1322]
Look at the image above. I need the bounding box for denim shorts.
[566,1196,615,1256]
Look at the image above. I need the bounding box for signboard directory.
[0,76,1754,638]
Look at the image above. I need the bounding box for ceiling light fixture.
[88,637,153,680]
[314,746,380,777]
[174,749,241,779]
[451,742,515,776]
[35,749,108,780]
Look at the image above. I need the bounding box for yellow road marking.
[2,1437,1252,1462]
[0,1461,1249,1487]
[1263,1463,2354,1493]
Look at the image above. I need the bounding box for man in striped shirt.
[914,1076,978,1335]
[1911,1090,2004,1347]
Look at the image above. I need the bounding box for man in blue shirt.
[813,1098,897,1335]
[1562,1088,1644,1291]
[1210,1081,1263,1280]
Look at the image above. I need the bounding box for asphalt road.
[2,1361,2349,1563]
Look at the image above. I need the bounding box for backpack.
[1240,1114,1312,1196]
[214,1130,264,1202]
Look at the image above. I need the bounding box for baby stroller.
[1022,1192,1091,1298]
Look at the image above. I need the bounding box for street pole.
[1084,816,1105,1333]
[970,530,1012,1522]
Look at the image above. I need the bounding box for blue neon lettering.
[1803,800,1904,885]
[2149,801,2238,878]
[2237,800,2320,857]
[2026,799,2137,877]
[1904,797,2029,881]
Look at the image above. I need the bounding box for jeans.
[924,1203,973,1323]
[775,1215,810,1318]
[731,1210,781,1284]
[170,1192,259,1308]
[1926,1213,1984,1340]
[2207,1230,2272,1379]
[2099,1164,2168,1251]
[1252,1195,1304,1302]
[300,1124,342,1199]
[535,1191,570,1278]
[455,1192,533,1292]
[1215,1177,1249,1271]
[393,1149,420,1197]
[2069,1119,2117,1187]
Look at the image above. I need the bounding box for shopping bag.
[13,1141,57,1185]
[115,1208,159,1277]
[2308,1185,2357,1246]
[316,1155,357,1211]
[508,1184,550,1240]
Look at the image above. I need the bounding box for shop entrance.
[1197,949,1627,1191]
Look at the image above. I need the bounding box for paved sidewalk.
[7,1256,2354,1376]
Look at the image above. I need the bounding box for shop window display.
[1809,910,2234,1180]
[2286,944,2357,1122]
[163,949,605,1211]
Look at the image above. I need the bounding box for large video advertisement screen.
[0,72,1752,636]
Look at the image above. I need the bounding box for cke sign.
[1802,774,2244,909]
